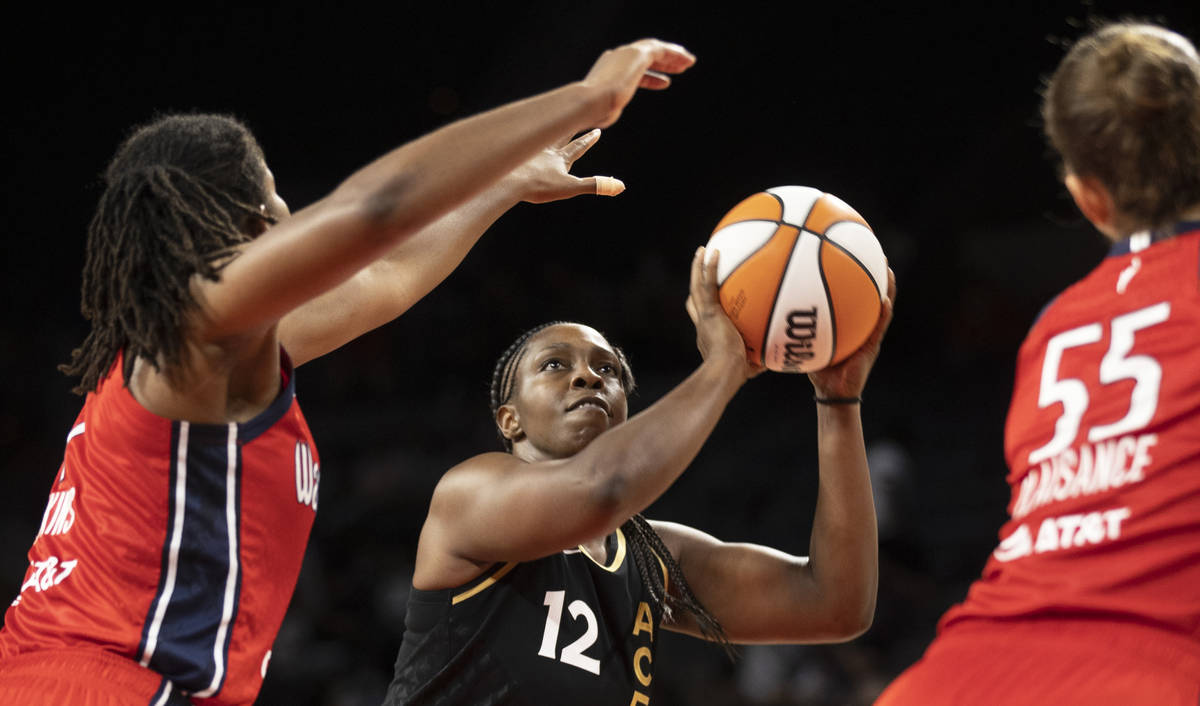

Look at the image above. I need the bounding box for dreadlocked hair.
[488,323,734,657]
[60,114,271,394]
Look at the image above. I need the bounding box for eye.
[539,358,566,371]
[597,362,618,376]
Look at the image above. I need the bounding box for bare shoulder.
[431,451,521,494]
[415,452,529,590]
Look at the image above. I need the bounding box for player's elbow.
[823,589,876,641]
[587,471,629,524]
[832,601,875,641]
[326,171,426,245]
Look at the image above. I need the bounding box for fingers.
[561,129,601,163]
[877,267,897,330]
[701,247,720,298]
[575,175,625,197]
[592,176,625,196]
[686,295,698,324]
[689,246,721,306]
[691,244,705,300]
[862,267,897,349]
[638,71,672,91]
[632,38,697,74]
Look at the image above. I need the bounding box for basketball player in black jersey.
[385,249,896,705]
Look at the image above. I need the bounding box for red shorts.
[0,648,190,705]
[876,618,1200,706]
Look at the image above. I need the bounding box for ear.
[496,404,524,442]
[1064,173,1119,238]
[242,213,270,238]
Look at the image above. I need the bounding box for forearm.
[374,176,521,283]
[203,84,605,339]
[577,354,747,522]
[806,402,878,632]
[277,186,520,364]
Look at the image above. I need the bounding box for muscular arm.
[414,248,754,589]
[654,270,896,644]
[193,40,693,347]
[278,132,616,366]
[652,402,876,644]
[427,353,747,566]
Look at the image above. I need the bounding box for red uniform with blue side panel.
[0,351,320,706]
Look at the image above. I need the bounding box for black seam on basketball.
[823,230,883,295]
[817,241,837,369]
[767,190,786,221]
[714,192,791,283]
[713,219,789,283]
[761,227,805,367]
[792,190,819,231]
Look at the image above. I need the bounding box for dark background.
[4,2,1197,704]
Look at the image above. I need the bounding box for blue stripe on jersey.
[137,420,243,695]
[147,677,191,706]
[1108,221,1200,257]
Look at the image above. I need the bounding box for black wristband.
[813,395,862,405]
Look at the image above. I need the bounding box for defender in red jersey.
[877,23,1200,706]
[0,39,697,705]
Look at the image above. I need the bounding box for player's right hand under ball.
[809,267,896,400]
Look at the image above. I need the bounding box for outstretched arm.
[655,269,895,644]
[193,39,693,346]
[278,131,623,365]
[414,248,755,589]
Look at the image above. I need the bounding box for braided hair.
[60,114,273,394]
[490,323,732,653]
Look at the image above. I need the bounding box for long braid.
[622,514,734,657]
[60,114,269,394]
[489,323,732,657]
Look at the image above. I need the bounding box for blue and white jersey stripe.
[137,420,244,696]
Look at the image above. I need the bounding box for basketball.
[706,186,887,373]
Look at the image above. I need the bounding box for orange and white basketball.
[706,186,886,373]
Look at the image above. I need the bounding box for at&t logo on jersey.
[294,441,319,511]
[12,555,79,606]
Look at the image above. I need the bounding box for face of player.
[501,324,630,461]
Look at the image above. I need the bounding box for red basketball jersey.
[941,222,1200,641]
[0,352,320,705]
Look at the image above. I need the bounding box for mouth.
[566,396,611,417]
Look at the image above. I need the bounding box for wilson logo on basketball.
[294,442,319,512]
[781,308,818,371]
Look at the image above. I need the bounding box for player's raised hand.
[809,267,896,399]
[583,39,696,128]
[687,247,760,379]
[511,129,625,204]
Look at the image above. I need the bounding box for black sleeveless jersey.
[384,528,664,705]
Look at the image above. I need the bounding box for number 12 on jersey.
[1029,302,1170,465]
[538,590,601,675]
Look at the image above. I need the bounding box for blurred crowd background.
[4,2,1197,704]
